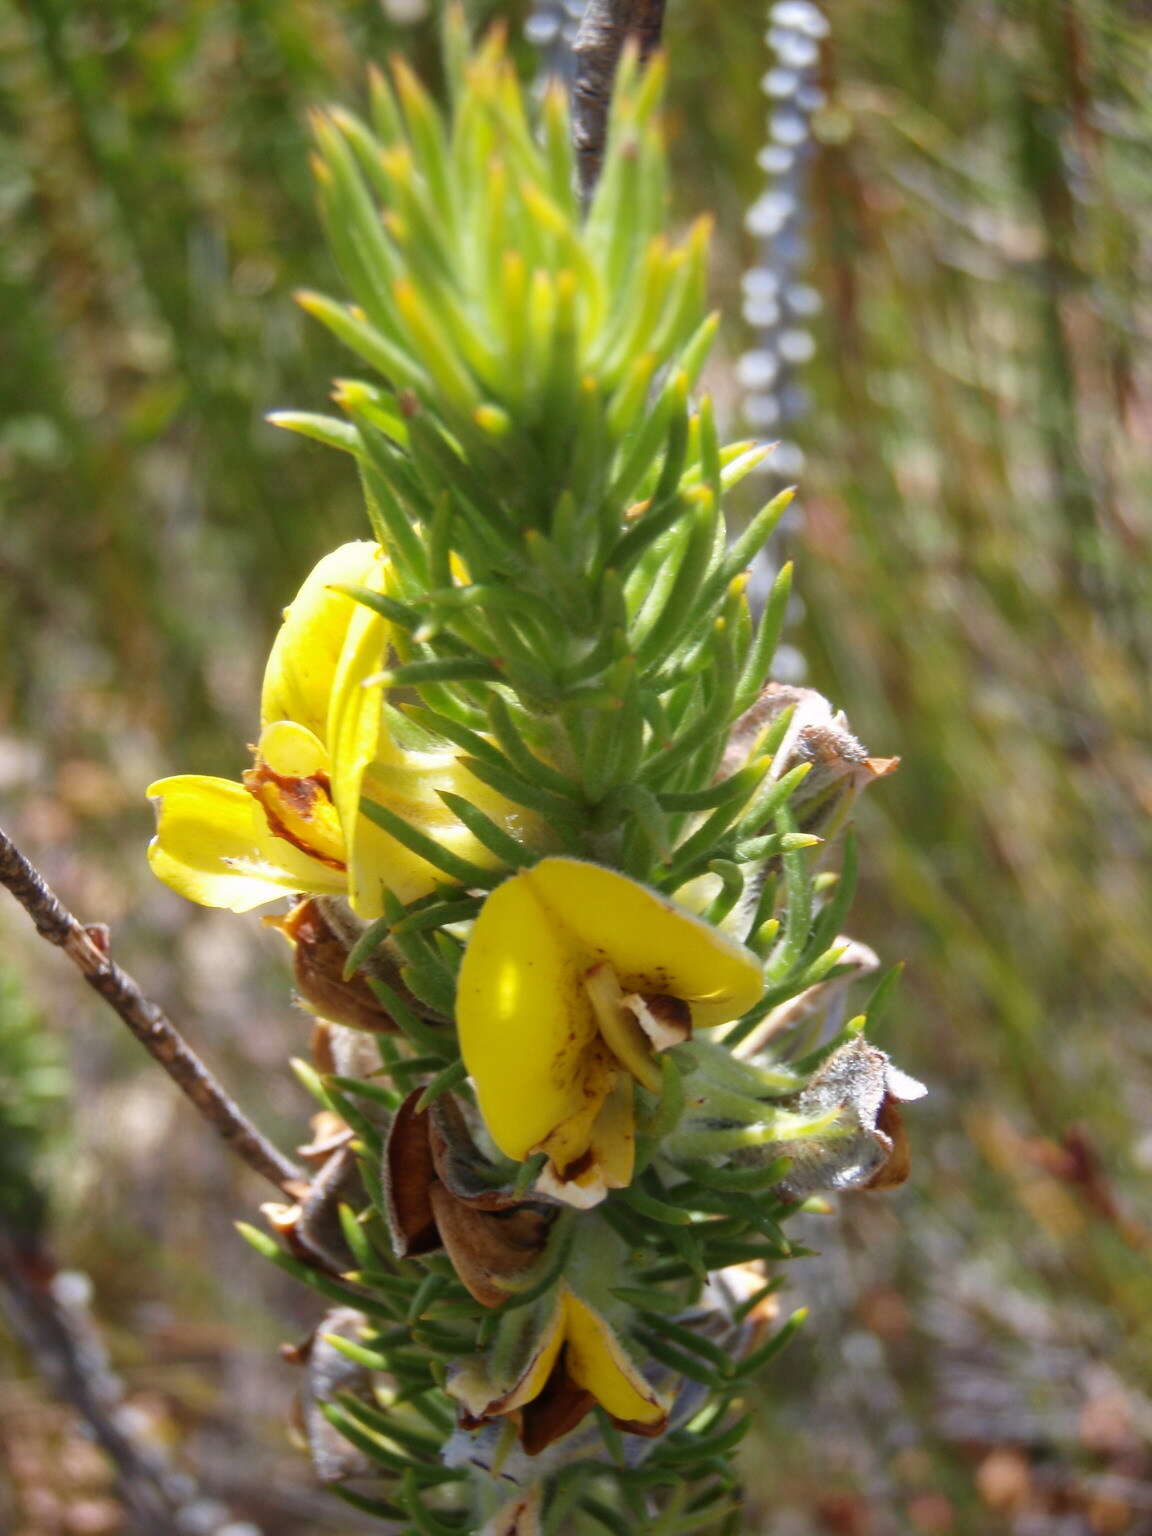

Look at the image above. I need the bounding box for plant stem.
[0,824,304,1197]
[573,0,667,205]
[0,1224,180,1534]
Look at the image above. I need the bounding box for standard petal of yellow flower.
[260,540,383,737]
[562,1291,667,1428]
[152,537,549,918]
[346,797,480,915]
[366,758,538,865]
[326,591,393,916]
[146,775,345,913]
[457,869,600,1161]
[327,595,517,914]
[525,857,764,1028]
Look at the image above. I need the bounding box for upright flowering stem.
[138,15,916,1530]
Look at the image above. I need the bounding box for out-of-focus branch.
[0,1225,180,1535]
[573,0,667,205]
[0,824,304,1197]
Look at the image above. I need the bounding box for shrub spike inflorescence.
[143,14,916,1531]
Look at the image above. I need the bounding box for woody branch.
[0,823,304,1197]
[572,0,668,203]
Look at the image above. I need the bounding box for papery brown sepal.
[266,897,398,1033]
[382,1090,553,1306]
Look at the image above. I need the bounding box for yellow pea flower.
[456,858,765,1207]
[449,1282,669,1454]
[147,541,525,917]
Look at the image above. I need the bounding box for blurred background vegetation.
[2,0,1150,1531]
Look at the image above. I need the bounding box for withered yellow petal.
[260,541,384,737]
[496,1290,568,1413]
[446,1287,568,1425]
[562,1291,667,1427]
[525,858,764,1029]
[535,1070,637,1208]
[457,870,600,1161]
[146,775,344,913]
[248,723,346,869]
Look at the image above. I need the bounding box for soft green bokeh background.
[2,1,1150,1531]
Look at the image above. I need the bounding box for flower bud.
[724,682,898,838]
[665,1035,924,1197]
[262,1143,361,1274]
[771,1037,925,1197]
[289,1307,377,1485]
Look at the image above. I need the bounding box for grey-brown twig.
[0,823,304,1197]
[573,0,667,206]
[0,1225,193,1535]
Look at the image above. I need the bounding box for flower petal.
[261,541,383,737]
[457,869,600,1161]
[584,962,662,1093]
[146,775,344,912]
[534,1071,635,1209]
[586,1073,636,1193]
[448,1289,567,1420]
[247,722,347,869]
[525,858,764,1029]
[326,587,496,913]
[491,1284,568,1413]
[495,1310,566,1413]
[562,1290,668,1430]
[326,584,390,917]
[260,719,331,778]
[363,758,525,900]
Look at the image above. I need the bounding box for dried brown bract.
[383,1091,554,1308]
[265,897,401,1033]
